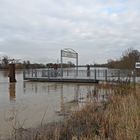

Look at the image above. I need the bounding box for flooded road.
[0,70,111,139]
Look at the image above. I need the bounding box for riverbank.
[9,84,140,140]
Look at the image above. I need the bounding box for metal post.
[118,70,120,82]
[48,68,50,79]
[76,53,78,77]
[35,69,37,77]
[105,70,107,82]
[60,50,63,78]
[94,69,97,81]
[87,65,90,77]
[67,69,69,76]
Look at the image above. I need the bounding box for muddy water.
[0,70,111,139]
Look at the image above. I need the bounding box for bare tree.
[1,55,9,68]
[107,48,140,70]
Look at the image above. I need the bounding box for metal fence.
[23,68,135,83]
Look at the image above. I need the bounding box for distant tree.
[120,48,140,69]
[107,59,115,68]
[106,48,140,70]
[23,60,31,69]
[67,61,75,67]
[2,56,9,65]
[1,55,9,69]
[46,63,53,68]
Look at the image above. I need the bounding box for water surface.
[0,70,110,139]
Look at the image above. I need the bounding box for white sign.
[62,50,77,58]
[135,62,140,68]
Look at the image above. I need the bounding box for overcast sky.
[0,0,140,64]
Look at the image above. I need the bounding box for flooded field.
[0,70,111,139]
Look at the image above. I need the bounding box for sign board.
[61,50,77,58]
[60,48,78,76]
[135,62,140,68]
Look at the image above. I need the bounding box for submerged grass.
[10,84,140,140]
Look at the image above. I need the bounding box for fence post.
[35,69,37,77]
[105,69,107,82]
[118,70,120,82]
[67,69,69,76]
[48,69,50,79]
[32,69,33,77]
[94,69,97,81]
[87,65,90,77]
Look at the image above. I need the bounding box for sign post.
[135,62,140,69]
[133,62,140,85]
[60,48,78,77]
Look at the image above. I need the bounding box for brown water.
[0,70,111,139]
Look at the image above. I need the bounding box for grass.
[9,84,140,140]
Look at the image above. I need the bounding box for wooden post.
[8,63,16,83]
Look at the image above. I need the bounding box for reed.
[10,84,140,140]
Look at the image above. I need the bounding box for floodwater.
[0,70,111,139]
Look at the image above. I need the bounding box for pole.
[8,63,16,83]
[87,65,90,77]
[60,50,63,77]
[105,69,107,82]
[118,70,120,83]
[94,69,97,81]
[76,53,78,77]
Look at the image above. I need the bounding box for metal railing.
[23,68,135,83]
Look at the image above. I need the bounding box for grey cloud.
[0,0,140,64]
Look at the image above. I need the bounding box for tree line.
[95,48,140,70]
[1,48,140,70]
[0,56,75,69]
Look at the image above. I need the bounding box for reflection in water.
[86,85,111,103]
[10,81,112,122]
[59,84,66,116]
[23,82,64,94]
[55,84,72,116]
[22,82,111,106]
[2,70,9,77]
[9,83,16,101]
[74,85,79,102]
[23,81,26,93]
[0,71,115,139]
